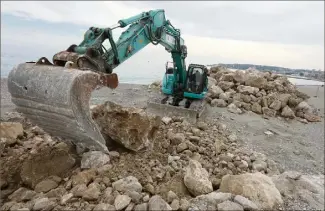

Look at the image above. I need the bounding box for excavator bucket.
[7,57,119,153]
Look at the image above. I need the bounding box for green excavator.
[7,9,209,152]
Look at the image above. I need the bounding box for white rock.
[114,195,132,211]
[184,159,213,196]
[148,195,172,211]
[162,117,172,125]
[81,151,110,169]
[219,172,283,210]
[112,176,142,193]
[60,193,73,205]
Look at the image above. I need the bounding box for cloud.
[1,1,324,71]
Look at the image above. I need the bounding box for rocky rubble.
[1,103,323,211]
[206,66,322,122]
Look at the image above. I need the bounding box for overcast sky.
[1,1,324,79]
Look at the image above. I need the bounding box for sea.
[1,54,324,86]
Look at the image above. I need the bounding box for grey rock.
[209,85,224,98]
[114,195,131,211]
[189,192,232,210]
[60,193,73,205]
[112,176,142,193]
[217,200,244,211]
[134,203,148,211]
[81,151,110,169]
[33,198,55,211]
[180,198,190,211]
[184,159,213,196]
[34,178,59,193]
[8,187,36,202]
[211,99,227,107]
[234,195,259,210]
[177,142,188,153]
[218,81,235,91]
[167,190,178,203]
[82,182,101,201]
[93,203,116,211]
[170,199,180,211]
[148,195,172,211]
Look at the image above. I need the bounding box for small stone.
[81,151,110,169]
[169,133,185,145]
[93,203,116,211]
[148,195,172,211]
[125,202,135,211]
[82,182,101,201]
[217,200,244,211]
[33,198,55,211]
[143,194,150,202]
[114,195,131,211]
[112,176,142,193]
[134,203,148,211]
[264,131,274,136]
[227,103,243,114]
[60,193,73,205]
[211,99,227,107]
[234,195,259,210]
[184,159,213,196]
[252,160,268,172]
[189,136,200,144]
[228,134,237,142]
[170,199,180,210]
[126,190,142,203]
[144,184,155,195]
[197,122,208,130]
[8,188,36,202]
[167,190,178,203]
[34,178,59,193]
[162,117,172,125]
[108,151,120,158]
[177,142,188,153]
[180,198,190,211]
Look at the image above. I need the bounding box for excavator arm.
[53,9,188,101]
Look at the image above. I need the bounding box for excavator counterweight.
[7,9,209,152]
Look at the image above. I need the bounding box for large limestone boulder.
[209,85,224,98]
[245,74,267,89]
[272,171,324,210]
[184,159,213,196]
[219,172,283,210]
[92,101,161,151]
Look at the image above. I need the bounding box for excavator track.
[7,57,119,153]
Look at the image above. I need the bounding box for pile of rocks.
[1,103,323,211]
[206,66,321,122]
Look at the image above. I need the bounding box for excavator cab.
[184,64,208,98]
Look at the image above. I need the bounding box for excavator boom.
[7,9,208,152]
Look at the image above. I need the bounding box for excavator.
[7,9,209,152]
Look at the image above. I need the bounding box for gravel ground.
[1,77,324,175]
